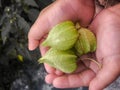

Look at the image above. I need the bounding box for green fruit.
[75,28,97,55]
[38,48,77,73]
[38,21,97,74]
[42,21,79,50]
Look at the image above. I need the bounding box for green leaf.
[24,0,39,7]
[16,43,32,60]
[27,9,39,22]
[38,0,52,6]
[39,48,77,73]
[1,22,11,44]
[0,14,7,26]
[16,14,30,34]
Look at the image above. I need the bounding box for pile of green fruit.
[38,21,97,73]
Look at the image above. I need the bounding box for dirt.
[98,0,120,7]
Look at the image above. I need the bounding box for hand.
[28,0,95,74]
[28,0,95,50]
[45,4,120,90]
[89,4,120,90]
[28,0,120,89]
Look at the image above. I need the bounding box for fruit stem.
[81,58,102,69]
[75,22,81,30]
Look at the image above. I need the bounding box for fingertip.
[53,76,67,88]
[40,45,49,56]
[28,39,39,50]
[55,70,64,76]
[53,69,96,88]
[44,63,56,74]
[45,74,58,84]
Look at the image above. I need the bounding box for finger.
[74,60,87,73]
[45,60,91,85]
[53,69,95,88]
[44,63,56,74]
[44,63,64,75]
[89,55,120,90]
[45,58,87,75]
[55,60,88,75]
[55,70,64,76]
[40,45,49,56]
[28,0,95,50]
[45,74,59,84]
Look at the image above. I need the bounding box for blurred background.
[0,0,87,90]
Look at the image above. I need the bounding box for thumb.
[28,0,95,50]
[89,55,120,90]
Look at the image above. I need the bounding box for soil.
[98,0,120,7]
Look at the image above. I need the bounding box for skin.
[28,0,120,90]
